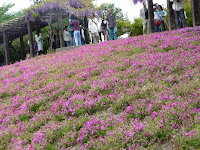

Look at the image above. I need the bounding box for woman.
[35,32,44,55]
[70,16,81,46]
[154,8,162,32]
[157,5,167,31]
[102,15,109,41]
[88,13,100,44]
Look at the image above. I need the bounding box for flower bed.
[0,27,200,150]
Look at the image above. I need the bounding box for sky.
[0,0,167,21]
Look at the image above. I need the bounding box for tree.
[0,3,16,24]
[130,18,143,36]
[117,18,143,37]
[99,3,128,21]
[117,20,132,36]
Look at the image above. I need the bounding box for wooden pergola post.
[20,36,25,60]
[84,16,90,44]
[27,21,34,58]
[191,0,200,27]
[167,0,176,31]
[148,0,155,33]
[58,10,64,48]
[3,30,10,65]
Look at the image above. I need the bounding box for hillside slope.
[0,27,200,150]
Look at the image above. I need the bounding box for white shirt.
[170,0,184,11]
[154,12,160,20]
[88,18,99,34]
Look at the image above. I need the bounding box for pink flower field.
[0,27,200,150]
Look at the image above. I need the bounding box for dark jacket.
[107,13,116,28]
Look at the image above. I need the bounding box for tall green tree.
[0,3,16,24]
[99,3,128,21]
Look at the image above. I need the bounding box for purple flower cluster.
[0,27,200,149]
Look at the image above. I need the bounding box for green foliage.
[184,0,193,27]
[117,18,143,37]
[0,3,15,24]
[130,18,143,36]
[99,3,128,21]
[117,20,132,36]
[0,3,24,24]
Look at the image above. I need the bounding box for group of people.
[32,8,118,57]
[63,8,118,47]
[140,0,187,34]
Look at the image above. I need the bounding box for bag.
[34,42,38,54]
[155,19,162,26]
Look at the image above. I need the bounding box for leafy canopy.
[0,3,24,24]
[99,3,128,21]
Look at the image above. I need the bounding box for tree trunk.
[167,0,176,30]
[191,0,200,26]
[3,31,10,65]
[58,10,64,48]
[20,36,25,60]
[148,0,155,33]
[27,21,34,58]
[84,16,90,44]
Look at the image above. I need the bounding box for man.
[140,1,149,35]
[107,8,117,40]
[88,13,99,44]
[170,0,187,29]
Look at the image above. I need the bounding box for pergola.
[147,0,200,33]
[0,9,70,65]
[0,0,97,65]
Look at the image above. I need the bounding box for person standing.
[35,32,44,55]
[140,1,149,35]
[102,15,109,41]
[63,26,71,47]
[107,8,117,40]
[77,15,85,45]
[69,15,75,46]
[157,5,167,31]
[170,0,187,29]
[96,14,102,42]
[70,16,82,46]
[88,13,100,44]
[154,8,162,32]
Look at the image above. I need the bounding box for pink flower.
[129,131,135,137]
[151,112,157,119]
[100,126,106,131]
[146,132,150,137]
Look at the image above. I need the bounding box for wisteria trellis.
[25,0,103,20]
